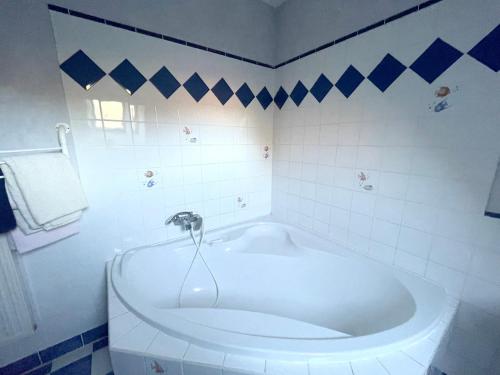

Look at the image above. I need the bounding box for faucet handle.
[165,211,195,227]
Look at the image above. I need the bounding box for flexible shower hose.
[176,220,220,308]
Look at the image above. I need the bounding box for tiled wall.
[271,1,500,374]
[51,11,274,250]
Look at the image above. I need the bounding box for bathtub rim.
[110,218,448,361]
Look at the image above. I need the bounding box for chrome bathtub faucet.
[165,211,203,231]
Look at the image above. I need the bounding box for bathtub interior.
[116,223,418,339]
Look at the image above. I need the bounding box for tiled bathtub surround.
[271,1,500,375]
[106,262,458,375]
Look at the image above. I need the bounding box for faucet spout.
[165,211,203,231]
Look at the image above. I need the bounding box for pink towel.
[8,222,80,253]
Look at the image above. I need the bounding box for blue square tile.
[109,59,147,95]
[468,25,500,72]
[335,65,364,98]
[235,83,255,107]
[290,81,308,106]
[39,335,82,363]
[82,323,108,344]
[274,86,288,109]
[256,87,273,110]
[368,53,406,92]
[410,38,463,83]
[51,355,91,375]
[60,50,105,90]
[0,354,41,375]
[183,72,209,102]
[150,67,180,99]
[310,74,333,102]
[211,78,233,105]
[92,337,108,352]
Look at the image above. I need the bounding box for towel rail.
[0,124,70,179]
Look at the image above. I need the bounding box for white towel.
[0,153,88,232]
[8,222,80,253]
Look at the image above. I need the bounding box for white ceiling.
[259,0,287,8]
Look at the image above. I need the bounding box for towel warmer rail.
[0,123,70,179]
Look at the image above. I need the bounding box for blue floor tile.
[51,355,91,375]
[39,336,83,363]
[82,324,108,345]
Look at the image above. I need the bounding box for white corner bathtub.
[110,221,451,366]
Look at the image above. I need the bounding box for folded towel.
[0,170,16,233]
[1,154,88,232]
[8,222,80,253]
[10,206,81,234]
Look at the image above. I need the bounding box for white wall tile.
[351,192,376,216]
[374,196,404,224]
[429,236,473,272]
[397,226,433,259]
[349,213,373,237]
[394,250,427,276]
[425,262,466,298]
[371,219,400,247]
[470,247,500,284]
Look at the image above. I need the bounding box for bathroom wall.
[0,0,274,366]
[274,0,422,63]
[51,9,274,246]
[0,1,70,150]
[48,0,276,65]
[271,1,500,374]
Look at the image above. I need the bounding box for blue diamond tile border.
[368,53,407,92]
[150,67,181,99]
[468,25,500,72]
[109,59,147,95]
[60,50,106,90]
[211,78,234,105]
[183,72,210,102]
[257,87,273,110]
[290,81,308,106]
[57,17,497,109]
[310,74,333,102]
[336,65,365,98]
[274,86,289,109]
[410,38,463,83]
[235,83,255,107]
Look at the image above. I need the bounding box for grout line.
[375,357,392,375]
